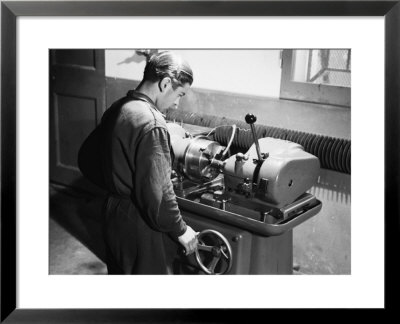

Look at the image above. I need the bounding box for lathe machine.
[168,114,322,275]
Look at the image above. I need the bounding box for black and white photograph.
[2,0,397,319]
[49,49,351,275]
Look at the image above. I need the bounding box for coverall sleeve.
[133,127,187,238]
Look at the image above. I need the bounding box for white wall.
[105,49,147,81]
[105,49,282,98]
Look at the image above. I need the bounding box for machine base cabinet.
[173,210,293,275]
[167,121,321,275]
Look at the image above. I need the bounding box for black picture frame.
[1,0,399,322]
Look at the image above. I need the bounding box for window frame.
[279,49,351,108]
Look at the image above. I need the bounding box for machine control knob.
[245,113,257,124]
[232,235,241,243]
[236,153,250,162]
[236,152,244,161]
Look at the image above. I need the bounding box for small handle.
[245,114,262,161]
[245,113,257,125]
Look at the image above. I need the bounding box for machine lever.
[245,113,263,162]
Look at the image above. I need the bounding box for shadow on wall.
[117,53,145,65]
[116,50,158,66]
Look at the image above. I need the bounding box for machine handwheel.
[195,229,233,275]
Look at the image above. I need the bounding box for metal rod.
[250,123,262,161]
[245,113,263,161]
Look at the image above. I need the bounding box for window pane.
[291,49,351,88]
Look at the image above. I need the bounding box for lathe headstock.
[168,114,321,227]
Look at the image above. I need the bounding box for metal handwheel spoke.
[221,248,229,259]
[208,256,221,273]
[197,243,214,252]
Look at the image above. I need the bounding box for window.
[280,49,351,108]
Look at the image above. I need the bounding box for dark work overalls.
[78,91,187,274]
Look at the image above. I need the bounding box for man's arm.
[133,127,186,235]
[133,127,198,254]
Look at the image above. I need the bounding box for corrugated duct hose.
[166,110,351,174]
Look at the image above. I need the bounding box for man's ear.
[159,77,172,92]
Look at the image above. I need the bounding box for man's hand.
[178,226,199,255]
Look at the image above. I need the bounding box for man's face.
[158,80,191,110]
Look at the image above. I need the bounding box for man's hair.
[143,51,194,89]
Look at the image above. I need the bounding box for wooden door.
[50,50,106,191]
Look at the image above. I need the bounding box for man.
[79,51,198,274]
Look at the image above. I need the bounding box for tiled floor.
[49,184,107,275]
[49,218,107,275]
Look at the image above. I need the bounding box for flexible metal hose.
[166,109,351,174]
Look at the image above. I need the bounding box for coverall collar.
[126,90,166,118]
